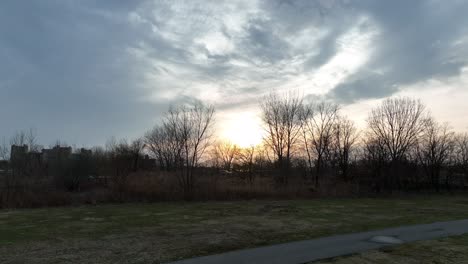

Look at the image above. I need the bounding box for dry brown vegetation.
[1,96,468,208]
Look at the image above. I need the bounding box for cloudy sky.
[1,0,468,147]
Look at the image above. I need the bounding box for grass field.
[2,195,468,263]
[314,234,468,264]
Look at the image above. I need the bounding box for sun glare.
[219,111,264,148]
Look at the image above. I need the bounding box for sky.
[1,0,468,147]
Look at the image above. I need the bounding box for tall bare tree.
[239,145,256,184]
[300,102,339,188]
[145,124,184,171]
[106,138,144,200]
[332,116,359,181]
[368,97,428,162]
[129,138,145,172]
[145,126,166,169]
[164,103,215,198]
[367,97,428,190]
[363,135,389,193]
[261,92,303,185]
[454,133,468,181]
[416,120,454,191]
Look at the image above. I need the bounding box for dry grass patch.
[314,234,468,264]
[2,195,468,263]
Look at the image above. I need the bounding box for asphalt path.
[168,219,468,264]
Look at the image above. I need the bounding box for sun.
[219,111,264,148]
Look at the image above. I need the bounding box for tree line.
[1,94,468,207]
[260,94,468,193]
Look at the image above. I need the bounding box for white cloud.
[274,16,378,96]
[195,32,235,56]
[396,67,468,131]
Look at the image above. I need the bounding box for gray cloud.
[329,0,468,102]
[0,1,162,145]
[1,0,467,145]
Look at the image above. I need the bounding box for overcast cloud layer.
[1,0,468,146]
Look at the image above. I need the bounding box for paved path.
[168,219,468,264]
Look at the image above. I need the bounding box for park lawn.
[1,195,468,263]
[313,234,468,264]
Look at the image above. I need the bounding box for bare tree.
[454,133,468,182]
[2,129,44,205]
[164,103,215,198]
[10,128,39,152]
[145,125,180,171]
[90,146,109,185]
[331,116,359,181]
[261,92,303,185]
[145,103,215,198]
[130,138,145,172]
[254,146,272,175]
[416,120,454,191]
[145,126,166,169]
[0,137,9,160]
[363,135,389,193]
[106,138,143,201]
[367,97,428,190]
[212,141,240,171]
[64,148,93,192]
[300,102,339,188]
[238,145,256,184]
[368,97,428,162]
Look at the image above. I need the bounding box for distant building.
[41,146,72,163]
[10,144,92,164]
[9,145,43,175]
[10,145,28,162]
[71,148,92,160]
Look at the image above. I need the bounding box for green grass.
[314,234,468,263]
[1,195,468,263]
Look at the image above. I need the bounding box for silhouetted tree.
[416,120,454,191]
[212,141,240,171]
[331,116,359,181]
[238,145,256,184]
[164,103,215,199]
[454,133,468,183]
[363,136,389,193]
[64,149,93,191]
[300,102,339,188]
[90,146,109,185]
[261,92,303,185]
[145,126,179,171]
[106,138,143,201]
[129,138,144,172]
[367,97,428,190]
